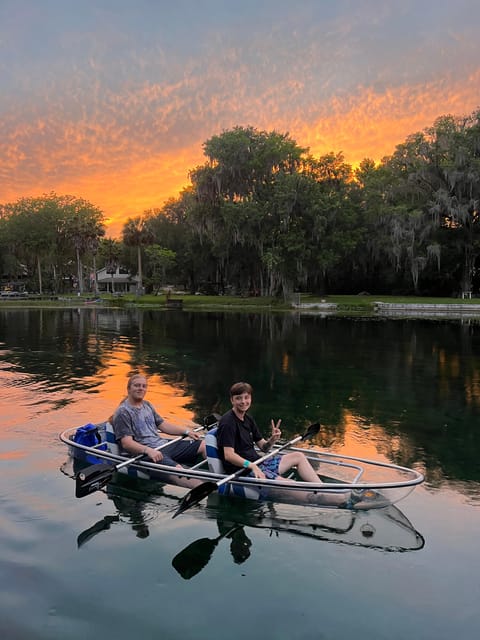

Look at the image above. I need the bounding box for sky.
[1,0,479,237]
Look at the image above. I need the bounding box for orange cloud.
[1,52,478,236]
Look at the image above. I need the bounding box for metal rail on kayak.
[60,426,424,493]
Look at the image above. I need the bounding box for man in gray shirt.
[112,373,206,466]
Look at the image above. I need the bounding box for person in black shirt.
[217,381,323,481]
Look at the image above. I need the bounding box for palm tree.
[63,197,105,294]
[122,216,154,294]
[99,238,122,293]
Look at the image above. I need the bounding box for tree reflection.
[4,307,480,487]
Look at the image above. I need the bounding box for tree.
[99,238,123,293]
[60,197,105,294]
[187,126,310,296]
[381,110,480,295]
[1,194,74,294]
[144,245,176,293]
[122,216,155,294]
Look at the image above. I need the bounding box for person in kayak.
[216,382,349,506]
[112,373,206,466]
[216,381,320,480]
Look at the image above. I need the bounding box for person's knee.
[287,452,305,465]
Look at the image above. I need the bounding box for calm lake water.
[1,307,479,640]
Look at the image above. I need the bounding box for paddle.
[77,514,120,548]
[75,420,213,499]
[172,422,320,518]
[172,524,241,579]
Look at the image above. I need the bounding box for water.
[1,307,479,639]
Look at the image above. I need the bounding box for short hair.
[230,381,252,397]
[127,373,147,390]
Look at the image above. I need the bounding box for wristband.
[184,429,190,436]
[243,459,250,468]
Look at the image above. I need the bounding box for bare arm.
[223,446,265,479]
[120,434,164,462]
[258,419,282,452]
[158,419,202,440]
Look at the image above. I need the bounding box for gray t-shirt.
[112,399,167,449]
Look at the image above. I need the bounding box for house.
[96,266,141,294]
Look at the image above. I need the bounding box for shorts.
[160,439,202,466]
[257,455,281,479]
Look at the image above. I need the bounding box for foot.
[307,490,351,507]
[344,489,390,510]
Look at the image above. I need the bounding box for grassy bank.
[1,292,479,314]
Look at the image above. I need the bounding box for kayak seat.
[105,420,122,456]
[104,420,150,481]
[205,427,261,500]
[205,427,226,474]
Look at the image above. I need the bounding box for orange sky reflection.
[80,344,197,426]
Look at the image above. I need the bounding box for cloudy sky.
[1,0,479,235]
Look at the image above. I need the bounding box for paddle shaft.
[215,431,311,488]
[120,426,205,469]
[75,425,207,498]
[171,422,320,517]
[79,425,205,479]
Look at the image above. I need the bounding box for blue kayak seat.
[105,420,122,455]
[205,427,261,500]
[205,427,226,474]
[104,420,150,480]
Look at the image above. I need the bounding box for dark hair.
[230,381,252,397]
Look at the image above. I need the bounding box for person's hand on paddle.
[144,446,163,462]
[184,428,202,441]
[247,462,266,479]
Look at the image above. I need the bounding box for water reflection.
[170,500,425,580]
[65,462,424,577]
[77,490,151,546]
[63,460,164,544]
[172,524,252,579]
[3,307,480,497]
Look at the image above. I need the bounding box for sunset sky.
[1,0,479,237]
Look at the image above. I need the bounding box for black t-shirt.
[216,409,263,473]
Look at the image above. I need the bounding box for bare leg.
[278,452,320,482]
[278,452,350,506]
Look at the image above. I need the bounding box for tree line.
[1,108,479,297]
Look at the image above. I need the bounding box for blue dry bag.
[73,422,107,464]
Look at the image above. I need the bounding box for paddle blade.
[75,462,115,498]
[301,422,320,441]
[172,481,218,518]
[77,515,120,548]
[204,413,222,429]
[172,537,218,579]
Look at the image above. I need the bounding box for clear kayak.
[60,422,424,510]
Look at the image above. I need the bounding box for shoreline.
[2,294,480,319]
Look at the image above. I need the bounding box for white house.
[96,266,141,294]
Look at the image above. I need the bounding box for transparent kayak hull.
[60,426,424,509]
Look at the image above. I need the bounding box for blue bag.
[73,422,107,464]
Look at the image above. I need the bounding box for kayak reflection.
[66,459,424,565]
[171,494,425,579]
[76,491,151,547]
[66,459,161,546]
[172,522,252,580]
